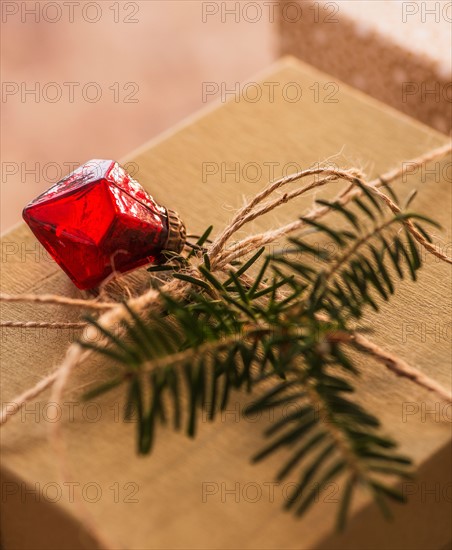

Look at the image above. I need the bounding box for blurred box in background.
[278,0,451,134]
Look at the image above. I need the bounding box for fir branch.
[80,187,441,529]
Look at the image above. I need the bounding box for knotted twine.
[1,143,451,549]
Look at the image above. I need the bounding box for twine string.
[0,321,88,329]
[1,143,451,549]
[1,144,451,423]
[0,293,115,310]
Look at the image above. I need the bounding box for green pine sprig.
[80,185,437,529]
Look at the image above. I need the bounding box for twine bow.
[1,143,451,549]
[2,143,451,424]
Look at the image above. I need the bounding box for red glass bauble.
[23,160,185,289]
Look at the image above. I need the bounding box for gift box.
[278,0,452,134]
[1,57,451,549]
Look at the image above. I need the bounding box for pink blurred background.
[1,0,275,231]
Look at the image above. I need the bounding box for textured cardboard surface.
[1,58,451,549]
